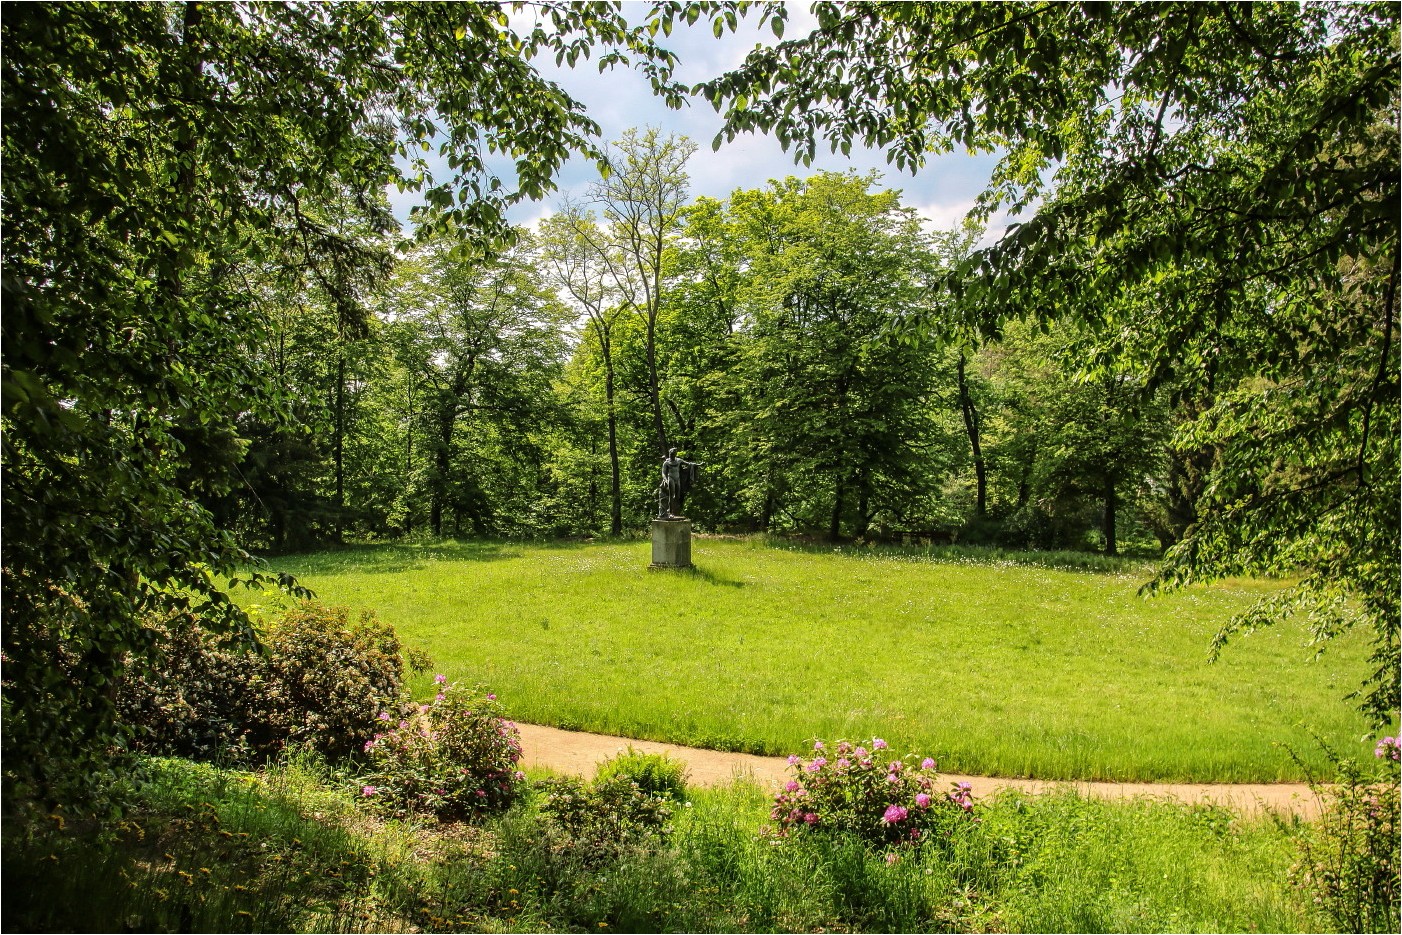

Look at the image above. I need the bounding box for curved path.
[517,723,1322,819]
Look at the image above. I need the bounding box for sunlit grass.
[4,756,1325,933]
[254,537,1379,782]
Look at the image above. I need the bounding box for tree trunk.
[333,352,346,543]
[830,475,845,542]
[855,468,871,539]
[1104,478,1118,556]
[644,317,668,456]
[431,405,453,538]
[601,342,623,536]
[403,381,414,535]
[957,352,987,518]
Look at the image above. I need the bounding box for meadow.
[255,538,1378,783]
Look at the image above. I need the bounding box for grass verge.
[2,755,1326,934]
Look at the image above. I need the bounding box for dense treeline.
[227,163,1181,555]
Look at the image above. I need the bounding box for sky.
[388,3,1008,238]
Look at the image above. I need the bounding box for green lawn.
[256,538,1379,783]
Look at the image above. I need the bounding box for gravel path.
[516,723,1322,818]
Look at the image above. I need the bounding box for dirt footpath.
[516,723,1321,819]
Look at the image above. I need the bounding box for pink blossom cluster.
[770,737,975,850]
[1375,735,1400,762]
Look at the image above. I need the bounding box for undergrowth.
[2,754,1333,934]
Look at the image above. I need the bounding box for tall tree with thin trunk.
[539,206,625,535]
[586,128,697,457]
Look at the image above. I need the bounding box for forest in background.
[234,150,1173,556]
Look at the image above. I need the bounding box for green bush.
[115,612,273,763]
[116,601,408,764]
[1289,738,1401,933]
[535,773,674,866]
[594,747,689,801]
[360,678,524,821]
[263,602,405,760]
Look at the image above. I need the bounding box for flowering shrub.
[770,738,976,849]
[360,678,524,821]
[1289,741,1401,933]
[534,773,674,866]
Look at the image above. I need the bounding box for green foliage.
[594,747,690,802]
[534,773,675,868]
[361,680,524,821]
[115,612,275,764]
[1289,740,1401,933]
[2,755,1324,933]
[116,601,406,764]
[698,0,1402,724]
[263,603,406,760]
[0,0,685,808]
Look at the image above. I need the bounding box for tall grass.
[3,756,1326,933]
[253,538,1378,782]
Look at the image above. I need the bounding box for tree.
[718,172,944,540]
[585,128,698,458]
[695,1,1400,724]
[1,1,683,804]
[384,234,569,538]
[538,206,628,535]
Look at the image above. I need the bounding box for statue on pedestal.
[657,447,701,520]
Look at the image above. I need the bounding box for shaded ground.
[517,723,1321,818]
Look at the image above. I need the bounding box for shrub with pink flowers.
[360,678,524,821]
[770,738,976,849]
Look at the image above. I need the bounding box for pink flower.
[361,785,377,796]
[813,740,825,751]
[486,693,496,701]
[888,761,902,773]
[434,674,447,684]
[836,758,850,769]
[915,793,931,807]
[787,755,800,766]
[837,741,853,754]
[873,738,888,750]
[806,757,828,772]
[785,780,801,792]
[884,852,899,866]
[804,812,819,825]
[881,804,908,824]
[855,746,868,758]
[435,693,445,702]
[886,773,900,784]
[1375,736,1401,761]
[921,757,936,770]
[363,740,376,752]
[377,712,391,721]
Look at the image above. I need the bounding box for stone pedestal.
[650,519,692,568]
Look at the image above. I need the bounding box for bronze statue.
[657,448,701,519]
